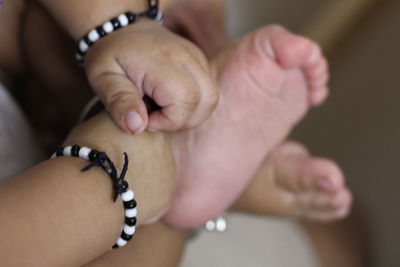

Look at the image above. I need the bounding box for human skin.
[37,0,218,135]
[21,3,330,228]
[37,0,152,40]
[83,141,353,267]
[84,221,189,267]
[0,1,356,266]
[233,141,352,221]
[21,0,224,134]
[0,112,176,267]
[164,25,329,228]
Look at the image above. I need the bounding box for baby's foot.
[235,141,352,221]
[165,25,330,228]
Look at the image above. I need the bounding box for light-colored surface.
[182,215,317,267]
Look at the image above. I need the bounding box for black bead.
[112,244,119,249]
[126,12,136,23]
[121,181,129,192]
[96,26,106,37]
[84,36,93,47]
[110,18,121,29]
[147,7,158,19]
[71,145,81,157]
[125,217,137,226]
[123,199,137,209]
[76,48,85,56]
[56,147,64,157]
[76,57,84,64]
[88,150,99,161]
[121,231,133,241]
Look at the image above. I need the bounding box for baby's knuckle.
[182,90,201,110]
[206,87,220,111]
[106,91,134,110]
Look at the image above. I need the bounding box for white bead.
[88,30,100,42]
[50,153,56,159]
[121,190,134,202]
[125,208,137,218]
[123,225,136,235]
[103,21,114,33]
[78,147,91,160]
[116,237,127,247]
[118,14,129,27]
[205,220,216,231]
[63,146,72,156]
[79,40,89,53]
[75,53,83,61]
[155,10,163,23]
[216,217,227,232]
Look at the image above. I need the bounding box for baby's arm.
[35,0,217,134]
[37,0,153,40]
[84,222,189,267]
[0,112,176,266]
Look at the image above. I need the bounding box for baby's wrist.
[75,1,162,63]
[37,0,144,40]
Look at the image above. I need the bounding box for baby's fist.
[85,20,218,134]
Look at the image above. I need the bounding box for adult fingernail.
[125,111,144,134]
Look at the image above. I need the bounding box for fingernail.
[125,111,144,134]
[318,179,335,192]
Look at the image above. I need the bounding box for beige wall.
[293,1,400,266]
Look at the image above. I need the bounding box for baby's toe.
[310,158,345,193]
[299,188,353,221]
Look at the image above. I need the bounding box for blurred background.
[182,0,400,266]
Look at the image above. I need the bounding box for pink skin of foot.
[165,25,330,228]
[243,141,352,221]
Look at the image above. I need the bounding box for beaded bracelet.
[75,0,163,63]
[51,145,137,249]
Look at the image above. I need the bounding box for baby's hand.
[85,20,218,134]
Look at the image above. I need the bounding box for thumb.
[91,72,148,134]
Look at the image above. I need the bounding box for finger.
[180,55,219,129]
[91,72,148,134]
[145,66,201,131]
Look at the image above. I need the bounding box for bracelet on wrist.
[75,0,163,63]
[51,145,137,249]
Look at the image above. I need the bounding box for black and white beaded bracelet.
[76,0,163,63]
[51,145,137,249]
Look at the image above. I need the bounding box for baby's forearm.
[37,0,146,40]
[84,222,189,267]
[0,112,176,266]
